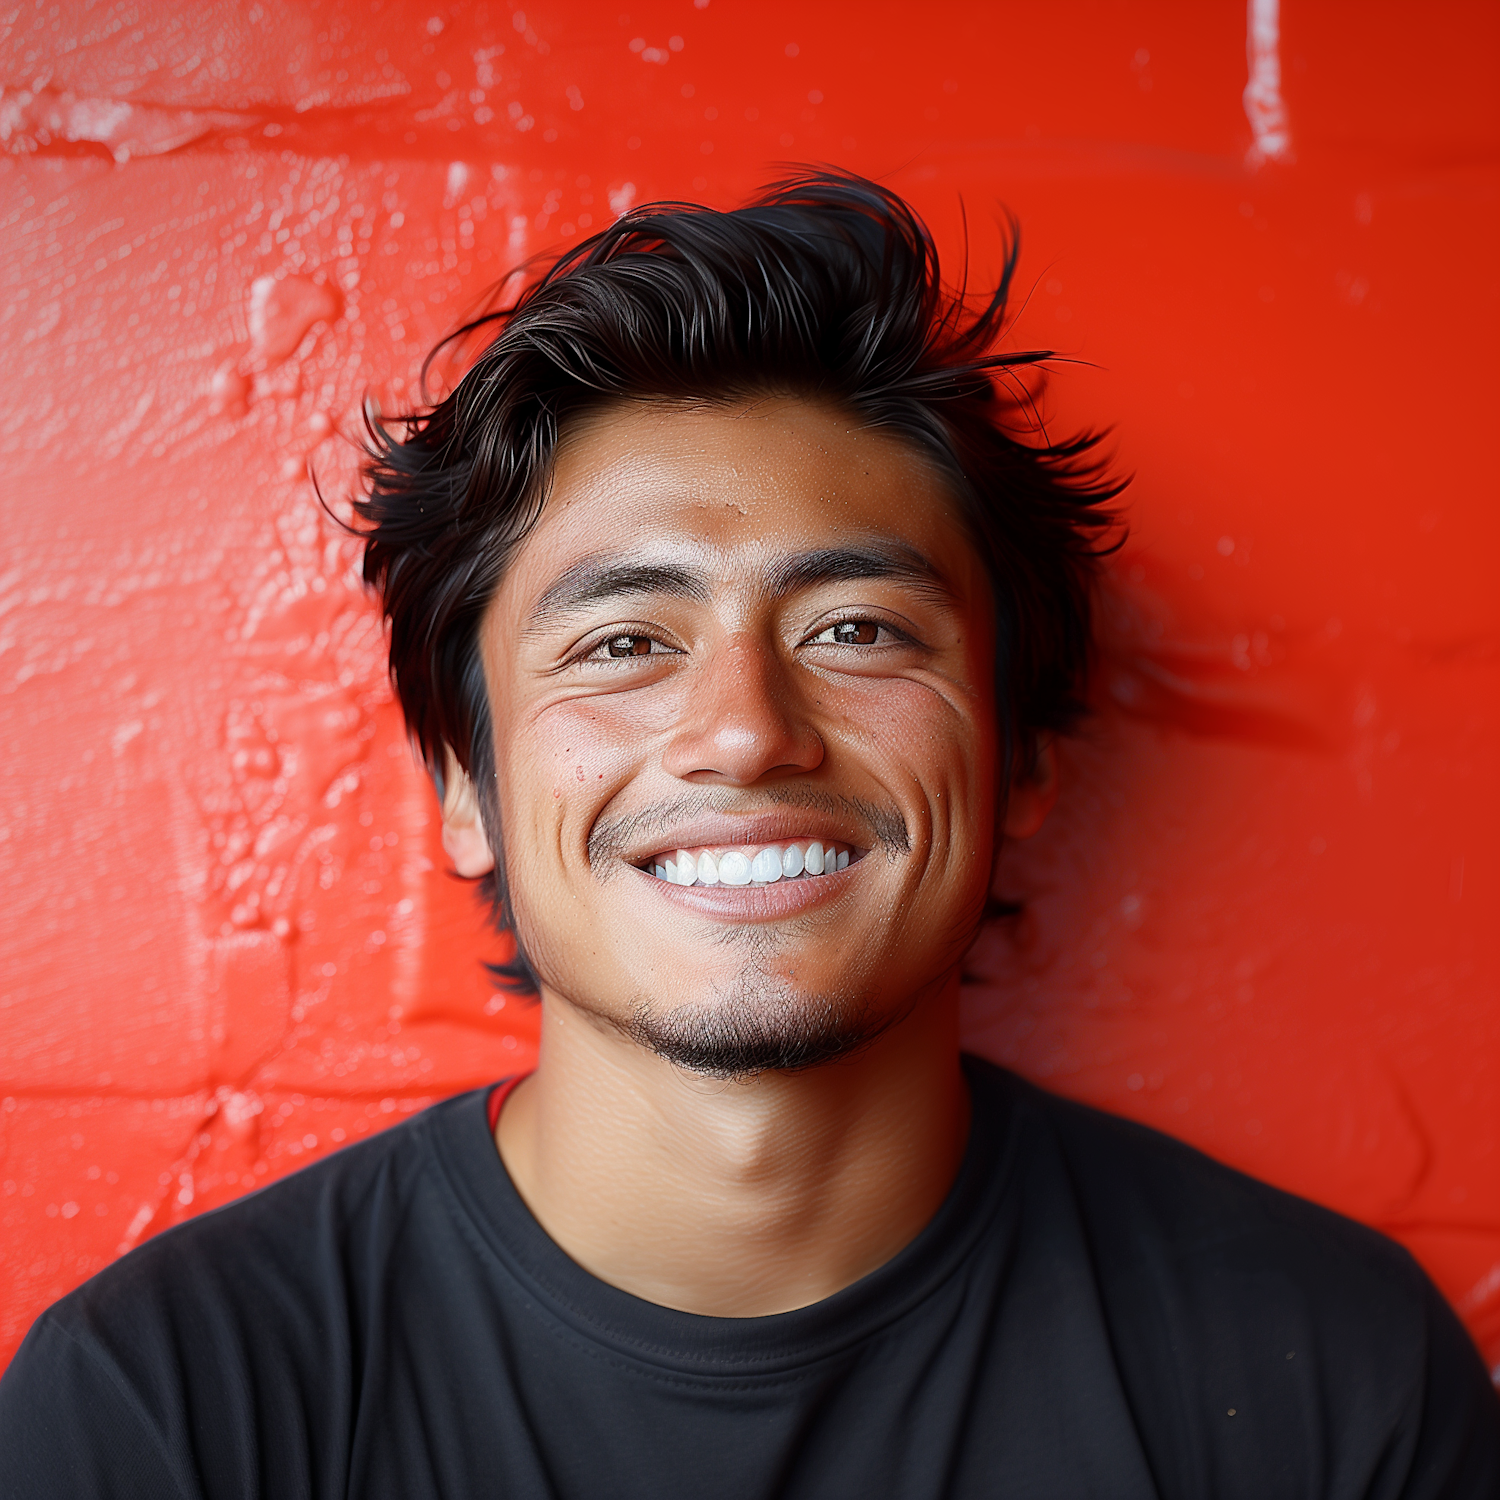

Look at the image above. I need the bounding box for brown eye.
[828,620,880,645]
[605,634,654,657]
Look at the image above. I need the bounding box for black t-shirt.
[1,1057,1495,1499]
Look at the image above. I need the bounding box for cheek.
[499,697,652,848]
[845,678,998,804]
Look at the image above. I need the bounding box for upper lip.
[619,811,871,867]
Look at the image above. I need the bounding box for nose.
[661,631,824,785]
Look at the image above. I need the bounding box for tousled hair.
[358,169,1125,991]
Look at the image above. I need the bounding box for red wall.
[2,0,1496,1375]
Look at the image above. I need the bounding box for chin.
[623,975,886,1080]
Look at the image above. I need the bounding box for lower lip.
[631,860,860,919]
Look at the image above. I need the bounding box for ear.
[439,746,496,877]
[1001,735,1060,841]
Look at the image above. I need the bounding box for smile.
[642,840,855,887]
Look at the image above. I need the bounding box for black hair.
[358,168,1125,991]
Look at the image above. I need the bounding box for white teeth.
[645,840,853,888]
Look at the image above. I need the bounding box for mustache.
[587,785,911,869]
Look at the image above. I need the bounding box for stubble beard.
[624,964,888,1081]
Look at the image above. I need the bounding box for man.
[1,171,1495,1498]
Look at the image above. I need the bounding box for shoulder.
[36,1088,485,1365]
[0,1089,493,1497]
[966,1057,1500,1494]
[969,1055,1422,1300]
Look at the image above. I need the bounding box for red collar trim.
[485,1073,531,1133]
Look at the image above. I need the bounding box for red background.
[2,0,1497,1375]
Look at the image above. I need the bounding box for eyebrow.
[763,544,954,603]
[525,560,713,634]
[523,541,954,634]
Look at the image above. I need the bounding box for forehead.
[501,396,979,600]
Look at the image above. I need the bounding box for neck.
[496,980,970,1317]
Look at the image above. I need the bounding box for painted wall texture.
[1,0,1496,1375]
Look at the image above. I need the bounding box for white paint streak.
[1460,1260,1500,1314]
[1244,0,1293,165]
[443,160,470,209]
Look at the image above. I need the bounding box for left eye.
[811,620,884,646]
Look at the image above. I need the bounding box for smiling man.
[2,172,1496,1498]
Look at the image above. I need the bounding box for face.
[453,396,1043,1076]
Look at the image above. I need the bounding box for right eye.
[593,634,670,659]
